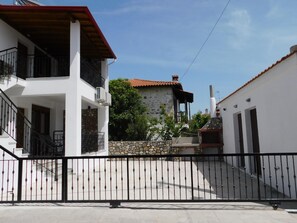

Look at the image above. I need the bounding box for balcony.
[0,47,105,88]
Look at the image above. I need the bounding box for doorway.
[31,104,50,156]
[16,42,28,79]
[234,113,245,167]
[33,47,51,77]
[82,108,98,153]
[247,108,261,175]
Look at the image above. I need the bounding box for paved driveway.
[0,202,297,223]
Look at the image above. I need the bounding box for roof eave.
[0,5,116,59]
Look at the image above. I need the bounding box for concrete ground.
[0,202,297,223]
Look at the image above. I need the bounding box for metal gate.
[1,145,297,208]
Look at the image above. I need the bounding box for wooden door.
[237,113,245,167]
[31,105,50,156]
[250,108,261,175]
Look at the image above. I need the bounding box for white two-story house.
[0,5,116,157]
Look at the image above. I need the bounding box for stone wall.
[109,140,203,156]
[137,86,174,120]
[109,140,180,155]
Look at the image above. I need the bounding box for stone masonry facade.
[137,87,175,120]
[109,141,180,155]
[109,140,202,156]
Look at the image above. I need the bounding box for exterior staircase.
[0,88,61,157]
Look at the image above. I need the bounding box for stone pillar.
[65,20,81,156]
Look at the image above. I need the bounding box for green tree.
[188,112,211,132]
[109,79,149,141]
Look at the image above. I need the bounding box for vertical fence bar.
[190,156,194,200]
[256,154,261,200]
[17,159,23,202]
[292,155,297,199]
[127,157,130,201]
[261,155,267,199]
[285,155,291,198]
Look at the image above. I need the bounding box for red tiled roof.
[218,51,295,104]
[129,79,182,88]
[129,78,194,103]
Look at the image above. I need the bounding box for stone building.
[129,75,193,122]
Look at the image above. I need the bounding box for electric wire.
[181,0,231,80]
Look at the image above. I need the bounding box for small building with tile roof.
[218,45,297,157]
[129,75,193,122]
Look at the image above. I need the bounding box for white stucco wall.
[218,52,297,198]
[0,20,36,54]
[219,52,297,154]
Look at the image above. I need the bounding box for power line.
[181,0,231,80]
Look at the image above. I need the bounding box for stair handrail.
[0,47,17,54]
[0,88,61,157]
[0,144,19,160]
[0,88,32,137]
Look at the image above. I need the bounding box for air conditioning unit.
[104,92,112,106]
[95,87,106,103]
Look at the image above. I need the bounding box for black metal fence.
[1,145,296,207]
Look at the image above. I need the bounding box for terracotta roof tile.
[129,79,181,88]
[218,51,295,104]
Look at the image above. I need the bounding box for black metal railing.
[27,55,69,78]
[82,131,105,153]
[81,57,105,88]
[0,47,105,88]
[0,47,17,80]
[0,88,62,157]
[0,88,31,151]
[1,148,296,208]
[53,130,65,156]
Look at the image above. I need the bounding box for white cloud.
[226,9,251,49]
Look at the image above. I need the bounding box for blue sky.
[2,0,297,113]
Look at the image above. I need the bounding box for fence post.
[62,157,68,202]
[17,159,23,202]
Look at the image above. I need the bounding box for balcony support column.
[97,59,109,154]
[65,20,81,156]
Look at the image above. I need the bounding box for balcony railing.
[81,57,105,88]
[0,47,105,88]
[0,47,17,81]
[82,131,105,153]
